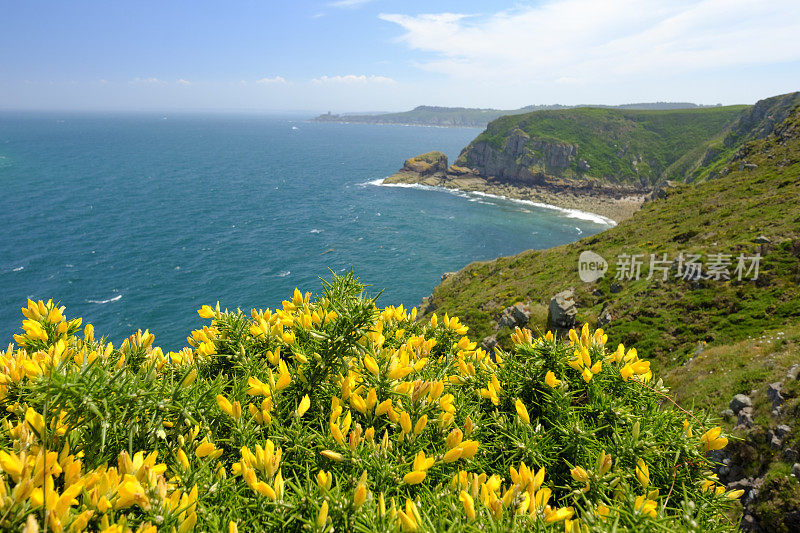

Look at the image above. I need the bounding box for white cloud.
[256,76,287,85]
[130,77,167,85]
[312,74,396,84]
[329,0,373,8]
[379,0,800,83]
[177,78,191,86]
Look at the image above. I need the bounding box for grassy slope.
[460,106,748,185]
[425,105,800,375]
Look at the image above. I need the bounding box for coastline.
[382,172,646,225]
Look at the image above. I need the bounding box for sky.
[1,0,799,113]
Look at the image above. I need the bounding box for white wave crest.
[363,178,616,226]
[87,294,122,304]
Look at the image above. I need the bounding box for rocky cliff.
[453,105,749,187]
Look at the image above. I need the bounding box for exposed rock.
[447,165,476,177]
[737,406,755,429]
[609,282,622,294]
[648,180,678,201]
[753,235,772,244]
[767,382,785,407]
[794,463,800,478]
[441,271,456,282]
[777,425,792,438]
[597,307,613,327]
[721,408,735,420]
[456,127,580,184]
[401,151,448,177]
[730,394,753,414]
[419,295,436,315]
[784,448,799,463]
[770,433,783,451]
[788,364,800,380]
[499,303,532,329]
[546,289,577,335]
[481,335,498,355]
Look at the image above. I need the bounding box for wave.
[277,270,291,277]
[87,294,122,304]
[12,266,23,272]
[310,229,323,234]
[363,178,616,226]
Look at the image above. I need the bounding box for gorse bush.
[1,272,741,532]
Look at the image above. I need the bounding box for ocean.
[0,113,611,350]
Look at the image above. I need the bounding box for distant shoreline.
[308,119,483,129]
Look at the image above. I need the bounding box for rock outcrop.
[546,289,578,336]
[400,151,448,177]
[498,303,531,329]
[455,127,579,184]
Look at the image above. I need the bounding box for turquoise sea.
[0,113,611,349]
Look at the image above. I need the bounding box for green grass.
[459,106,748,185]
[423,102,800,374]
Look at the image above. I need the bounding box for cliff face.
[456,128,578,185]
[688,92,800,181]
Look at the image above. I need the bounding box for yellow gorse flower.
[0,283,739,531]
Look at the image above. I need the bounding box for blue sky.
[2,0,799,112]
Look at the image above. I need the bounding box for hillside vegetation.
[456,106,748,186]
[426,98,800,373]
[0,277,741,531]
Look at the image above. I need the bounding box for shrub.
[0,272,740,531]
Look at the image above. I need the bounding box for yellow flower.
[544,506,574,523]
[581,367,593,383]
[570,466,589,483]
[321,450,343,462]
[198,305,216,318]
[400,411,412,434]
[317,469,332,489]
[459,490,476,520]
[412,450,435,472]
[515,399,530,424]
[403,470,426,484]
[635,458,649,487]
[116,474,149,510]
[363,354,380,376]
[544,371,561,387]
[317,501,329,528]
[195,441,218,459]
[354,482,367,508]
[178,512,198,533]
[297,394,311,417]
[177,448,190,471]
[700,427,728,452]
[443,447,463,463]
[460,440,479,460]
[398,499,419,531]
[414,415,428,435]
[634,495,657,518]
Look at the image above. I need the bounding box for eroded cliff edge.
[384,151,647,223]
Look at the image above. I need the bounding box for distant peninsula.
[312,102,718,128]
[383,94,800,222]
